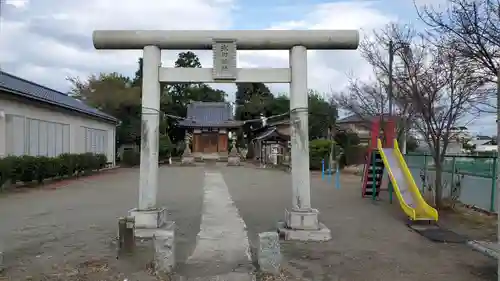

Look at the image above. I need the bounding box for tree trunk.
[434,161,444,209]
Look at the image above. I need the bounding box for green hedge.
[309,139,341,170]
[0,153,108,187]
[159,135,173,160]
[122,150,141,167]
[339,145,368,168]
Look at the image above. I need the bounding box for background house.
[251,119,291,165]
[177,101,243,161]
[468,135,497,153]
[449,126,472,142]
[0,71,118,164]
[336,114,378,144]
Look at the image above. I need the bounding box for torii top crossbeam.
[92,30,359,50]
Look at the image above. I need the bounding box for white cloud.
[5,0,29,9]
[0,0,391,102]
[0,0,235,88]
[413,0,450,8]
[237,1,393,96]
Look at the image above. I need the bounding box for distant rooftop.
[337,113,395,124]
[450,126,468,131]
[0,71,118,123]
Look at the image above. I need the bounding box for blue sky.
[0,0,495,135]
[233,0,417,29]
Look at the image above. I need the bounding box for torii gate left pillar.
[93,30,359,240]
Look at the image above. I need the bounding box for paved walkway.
[0,165,496,280]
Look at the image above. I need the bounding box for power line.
[139,106,310,126]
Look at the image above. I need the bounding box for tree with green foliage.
[67,73,142,146]
[235,84,337,141]
[234,82,276,157]
[308,90,337,139]
[69,51,228,149]
[131,57,143,87]
[235,82,274,121]
[158,134,173,160]
[335,130,360,148]
[267,94,290,117]
[406,136,419,152]
[158,51,227,143]
[169,51,203,110]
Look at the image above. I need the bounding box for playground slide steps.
[363,151,384,196]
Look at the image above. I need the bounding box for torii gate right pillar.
[279,45,331,241]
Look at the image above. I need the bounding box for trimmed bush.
[159,135,173,160]
[309,139,341,170]
[339,144,368,168]
[0,153,107,186]
[122,150,140,167]
[0,156,13,187]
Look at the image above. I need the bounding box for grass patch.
[438,202,497,241]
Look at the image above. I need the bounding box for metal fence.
[405,154,497,212]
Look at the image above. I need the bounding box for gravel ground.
[0,164,496,281]
[221,166,497,281]
[0,166,205,281]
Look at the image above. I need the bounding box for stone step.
[468,240,500,259]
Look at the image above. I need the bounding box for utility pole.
[388,40,411,153]
[388,40,394,118]
[401,117,407,154]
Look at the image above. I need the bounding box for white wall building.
[0,71,118,165]
[469,136,497,153]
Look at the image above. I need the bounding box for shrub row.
[339,145,368,168]
[0,153,108,187]
[122,150,141,166]
[309,139,368,170]
[309,139,342,170]
[120,150,174,167]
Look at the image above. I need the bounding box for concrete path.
[182,170,253,279]
[0,165,496,281]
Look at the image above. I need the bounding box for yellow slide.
[377,139,438,221]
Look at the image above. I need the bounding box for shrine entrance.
[92,29,359,243]
[201,133,218,153]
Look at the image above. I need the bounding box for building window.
[5,115,70,157]
[82,127,108,155]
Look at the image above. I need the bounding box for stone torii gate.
[92,30,359,240]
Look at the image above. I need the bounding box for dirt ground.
[0,165,497,281]
[223,168,497,281]
[342,167,498,242]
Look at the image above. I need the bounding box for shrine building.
[177,101,243,161]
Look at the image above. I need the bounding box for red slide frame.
[361,117,396,197]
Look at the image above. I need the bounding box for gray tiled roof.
[337,113,396,123]
[253,127,289,141]
[177,102,243,128]
[0,71,118,123]
[337,114,365,123]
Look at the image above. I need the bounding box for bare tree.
[416,0,500,112]
[333,76,386,118]
[396,42,487,208]
[332,24,417,151]
[344,23,487,208]
[332,75,414,143]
